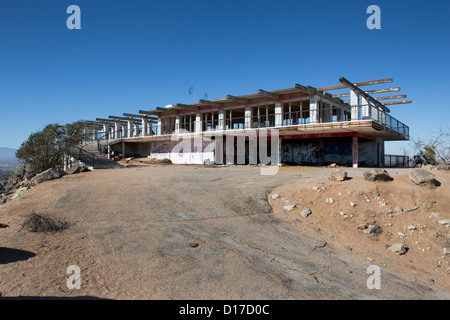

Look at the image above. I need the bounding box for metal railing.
[384,154,409,167]
[92,105,409,139]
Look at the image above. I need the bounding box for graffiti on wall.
[282,142,318,164]
[324,143,352,165]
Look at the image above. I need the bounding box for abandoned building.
[85,77,411,168]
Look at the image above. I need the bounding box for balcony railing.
[95,105,409,139]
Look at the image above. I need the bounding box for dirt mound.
[270,171,450,288]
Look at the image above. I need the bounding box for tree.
[412,127,450,165]
[16,121,93,175]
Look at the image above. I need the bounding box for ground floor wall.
[281,137,383,166]
[124,133,385,167]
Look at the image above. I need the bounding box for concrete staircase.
[71,140,122,170]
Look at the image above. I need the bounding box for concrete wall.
[282,137,381,166]
[150,140,215,164]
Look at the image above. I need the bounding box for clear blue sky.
[0,0,449,155]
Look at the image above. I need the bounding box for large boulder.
[409,169,439,187]
[329,169,347,182]
[65,165,81,175]
[363,169,391,182]
[33,168,65,184]
[13,165,26,178]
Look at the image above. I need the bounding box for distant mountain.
[0,147,17,161]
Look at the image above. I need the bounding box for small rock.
[408,225,417,231]
[349,202,357,207]
[438,219,450,226]
[394,205,404,213]
[283,205,296,211]
[188,242,199,248]
[443,248,450,255]
[271,193,280,200]
[397,232,406,238]
[329,169,347,182]
[357,224,367,230]
[325,197,334,204]
[11,187,28,200]
[312,187,319,190]
[363,224,383,235]
[388,243,408,255]
[300,208,312,218]
[363,169,391,182]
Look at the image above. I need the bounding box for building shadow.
[0,247,36,264]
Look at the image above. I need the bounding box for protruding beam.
[156,107,177,113]
[139,110,160,116]
[226,95,248,104]
[382,100,412,106]
[122,113,157,120]
[343,95,407,103]
[96,118,125,123]
[109,116,141,122]
[318,78,393,91]
[332,87,401,98]
[199,99,222,108]
[339,77,391,113]
[258,89,279,100]
[174,103,199,110]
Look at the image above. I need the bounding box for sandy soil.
[0,163,449,299]
[270,170,450,288]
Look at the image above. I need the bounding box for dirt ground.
[0,162,449,299]
[270,169,450,289]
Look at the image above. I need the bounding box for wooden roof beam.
[382,100,412,106]
[174,103,199,110]
[226,95,248,104]
[339,77,391,113]
[318,78,393,91]
[122,113,157,120]
[343,94,407,103]
[199,99,222,108]
[156,107,177,113]
[332,87,401,98]
[258,89,279,100]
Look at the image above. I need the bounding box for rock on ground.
[408,169,439,187]
[388,243,408,255]
[33,168,65,184]
[300,208,312,217]
[329,169,347,182]
[363,169,391,182]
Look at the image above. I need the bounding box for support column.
[244,106,253,129]
[175,115,180,134]
[310,96,319,124]
[361,97,370,119]
[275,103,283,127]
[142,118,148,137]
[350,90,360,121]
[195,113,202,133]
[127,120,133,138]
[218,110,225,130]
[102,124,109,139]
[157,118,162,135]
[134,122,140,137]
[352,134,358,168]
